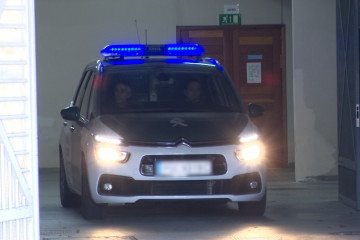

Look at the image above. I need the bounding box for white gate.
[0,0,39,239]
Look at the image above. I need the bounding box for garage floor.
[40,168,360,240]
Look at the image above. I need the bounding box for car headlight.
[235,133,263,163]
[94,135,129,163]
[239,133,259,143]
[95,146,130,162]
[94,135,122,145]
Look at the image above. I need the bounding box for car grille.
[139,154,227,176]
[98,172,262,196]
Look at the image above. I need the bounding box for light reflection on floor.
[40,169,360,240]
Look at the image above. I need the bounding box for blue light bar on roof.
[100,44,204,58]
[165,44,204,56]
[101,45,145,57]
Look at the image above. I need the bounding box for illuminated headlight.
[94,134,129,163]
[96,146,129,163]
[239,133,259,143]
[235,143,261,161]
[94,135,122,145]
[235,133,262,162]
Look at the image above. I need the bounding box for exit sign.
[219,14,241,25]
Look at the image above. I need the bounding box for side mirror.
[248,103,265,118]
[60,106,80,121]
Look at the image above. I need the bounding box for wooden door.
[177,25,287,168]
[176,28,232,72]
[232,27,286,168]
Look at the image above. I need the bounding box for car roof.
[105,57,221,67]
[85,44,225,72]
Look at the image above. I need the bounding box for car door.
[61,70,88,189]
[67,70,95,190]
[72,70,96,190]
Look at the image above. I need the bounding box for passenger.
[184,80,202,103]
[114,80,132,109]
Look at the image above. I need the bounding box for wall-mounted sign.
[247,62,262,84]
[224,4,239,14]
[219,14,241,25]
[248,54,263,60]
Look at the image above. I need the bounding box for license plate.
[156,160,212,177]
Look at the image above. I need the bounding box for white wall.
[36,0,286,168]
[283,0,295,167]
[292,0,337,180]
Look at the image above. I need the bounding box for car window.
[73,71,92,108]
[80,71,95,119]
[98,65,243,115]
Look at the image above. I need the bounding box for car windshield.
[97,63,243,115]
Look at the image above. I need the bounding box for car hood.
[95,112,250,146]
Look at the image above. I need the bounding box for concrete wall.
[292,0,337,180]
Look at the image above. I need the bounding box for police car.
[58,44,266,219]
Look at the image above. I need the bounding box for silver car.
[58,44,266,219]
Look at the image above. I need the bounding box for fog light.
[103,183,113,191]
[249,181,258,189]
[141,164,154,176]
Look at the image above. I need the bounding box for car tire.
[237,191,266,216]
[59,150,80,208]
[80,160,104,219]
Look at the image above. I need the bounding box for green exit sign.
[219,14,241,25]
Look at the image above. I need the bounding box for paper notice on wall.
[224,4,239,14]
[247,62,261,84]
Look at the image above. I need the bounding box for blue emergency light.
[101,44,204,58]
[165,44,204,56]
[100,45,145,57]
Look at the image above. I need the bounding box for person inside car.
[184,80,202,103]
[114,80,132,109]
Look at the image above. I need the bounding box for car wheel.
[237,191,266,216]
[80,160,104,219]
[59,151,80,208]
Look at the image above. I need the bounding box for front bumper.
[98,172,262,196]
[85,144,266,204]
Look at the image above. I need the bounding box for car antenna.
[145,29,148,45]
[134,19,141,44]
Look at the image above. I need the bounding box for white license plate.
[156,160,212,177]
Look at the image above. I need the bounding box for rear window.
[96,63,243,115]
